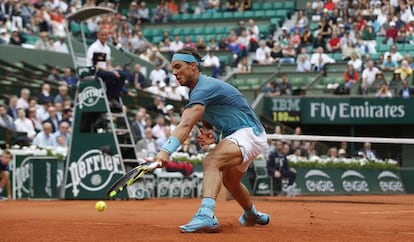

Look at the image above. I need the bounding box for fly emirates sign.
[307,101,406,123]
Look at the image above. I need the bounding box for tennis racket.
[106,161,162,197]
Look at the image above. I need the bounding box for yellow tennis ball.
[95,200,106,212]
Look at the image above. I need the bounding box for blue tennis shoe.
[179,209,219,233]
[239,205,270,226]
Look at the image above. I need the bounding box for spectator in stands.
[48,66,64,84]
[278,73,292,95]
[153,1,171,23]
[375,81,392,98]
[300,26,314,47]
[0,149,12,200]
[382,55,398,72]
[36,100,51,123]
[179,0,190,14]
[7,95,18,120]
[396,60,413,82]
[136,127,157,153]
[16,88,30,111]
[34,31,50,50]
[385,21,398,44]
[318,20,332,39]
[53,121,71,146]
[170,35,184,54]
[310,47,335,72]
[206,37,219,51]
[54,85,73,105]
[255,40,271,64]
[312,33,326,51]
[326,32,341,53]
[38,83,54,104]
[195,37,207,51]
[237,56,251,73]
[342,41,356,61]
[87,28,127,109]
[281,41,296,64]
[152,115,167,139]
[225,0,238,11]
[9,30,25,46]
[207,0,220,12]
[156,126,171,151]
[202,50,220,78]
[343,63,359,90]
[60,108,73,126]
[183,35,196,49]
[358,142,377,160]
[361,60,381,95]
[146,96,165,116]
[32,122,56,148]
[167,0,179,15]
[138,1,150,23]
[246,18,259,49]
[238,0,251,11]
[227,34,243,67]
[396,25,410,44]
[53,34,69,53]
[126,1,140,25]
[384,44,404,63]
[327,146,339,161]
[261,81,280,96]
[149,63,168,86]
[129,64,147,89]
[43,106,60,133]
[218,36,228,50]
[62,67,78,87]
[131,111,146,143]
[347,52,363,72]
[267,140,297,194]
[0,104,15,130]
[296,47,311,72]
[398,80,414,98]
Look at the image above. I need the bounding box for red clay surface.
[1,195,414,242]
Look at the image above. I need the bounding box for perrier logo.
[77,86,104,109]
[67,149,123,197]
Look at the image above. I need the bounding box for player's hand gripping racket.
[106,161,162,197]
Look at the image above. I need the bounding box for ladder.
[105,98,141,171]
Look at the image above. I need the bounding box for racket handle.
[148,161,162,170]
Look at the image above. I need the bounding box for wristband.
[161,136,181,155]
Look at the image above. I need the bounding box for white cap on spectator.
[166,104,174,111]
[0,29,5,34]
[337,17,343,22]
[409,16,414,22]
[338,23,344,28]
[282,26,288,31]
[323,8,328,12]
[375,1,381,5]
[390,21,396,26]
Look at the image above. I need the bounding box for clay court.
[1,195,413,242]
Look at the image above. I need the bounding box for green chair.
[243,11,254,18]
[273,2,284,9]
[211,12,223,19]
[223,12,234,19]
[234,12,244,19]
[284,1,296,10]
[265,10,275,18]
[204,26,216,35]
[254,10,265,18]
[262,2,273,10]
[252,2,262,10]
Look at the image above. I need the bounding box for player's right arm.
[153,104,205,166]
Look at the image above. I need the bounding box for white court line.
[360,210,414,215]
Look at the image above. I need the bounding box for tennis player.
[153,47,270,233]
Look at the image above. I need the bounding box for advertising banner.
[264,97,414,124]
[295,168,405,195]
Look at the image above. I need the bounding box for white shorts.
[225,127,268,172]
